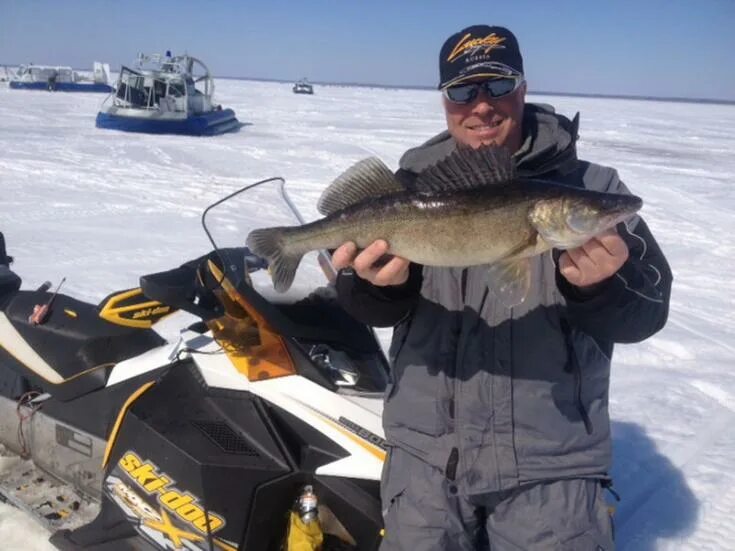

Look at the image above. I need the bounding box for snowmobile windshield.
[200,178,388,392]
[201,177,336,303]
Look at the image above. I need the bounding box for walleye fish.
[246,146,642,305]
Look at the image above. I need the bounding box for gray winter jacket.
[336,103,672,495]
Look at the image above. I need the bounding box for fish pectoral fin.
[486,258,531,308]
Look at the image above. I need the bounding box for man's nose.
[471,92,495,114]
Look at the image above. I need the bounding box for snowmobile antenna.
[28,277,66,325]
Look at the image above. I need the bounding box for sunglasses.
[442,77,524,104]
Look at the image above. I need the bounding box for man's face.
[443,78,527,152]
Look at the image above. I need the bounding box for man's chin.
[480,137,501,146]
[470,136,503,149]
[466,129,505,148]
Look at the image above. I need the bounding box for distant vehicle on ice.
[9,62,112,92]
[95,51,240,136]
[292,78,314,95]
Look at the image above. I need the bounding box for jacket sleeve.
[333,166,423,327]
[556,165,672,342]
[335,263,423,327]
[557,213,672,344]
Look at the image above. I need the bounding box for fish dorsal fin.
[414,145,516,193]
[317,157,404,216]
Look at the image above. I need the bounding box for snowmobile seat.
[1,289,166,401]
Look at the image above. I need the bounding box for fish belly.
[387,210,534,267]
[287,200,535,268]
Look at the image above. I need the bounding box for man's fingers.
[560,231,629,288]
[580,233,628,275]
[333,239,408,286]
[353,240,390,275]
[580,239,606,263]
[561,247,599,286]
[567,246,597,273]
[332,242,358,270]
[372,256,410,286]
[558,251,581,281]
[596,230,629,259]
[371,253,395,269]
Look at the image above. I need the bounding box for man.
[332,25,672,550]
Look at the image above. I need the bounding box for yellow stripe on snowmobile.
[102,381,155,468]
[319,416,386,463]
[213,539,239,551]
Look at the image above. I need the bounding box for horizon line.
[2,62,733,106]
[224,75,735,106]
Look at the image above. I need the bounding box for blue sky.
[1,0,733,100]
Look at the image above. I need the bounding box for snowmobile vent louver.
[191,420,260,456]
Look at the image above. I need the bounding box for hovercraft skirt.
[95,108,240,136]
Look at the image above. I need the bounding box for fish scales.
[280,187,539,266]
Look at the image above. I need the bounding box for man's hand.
[559,229,629,290]
[332,240,410,287]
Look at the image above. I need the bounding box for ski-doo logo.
[119,451,225,534]
[447,33,506,63]
[131,305,171,320]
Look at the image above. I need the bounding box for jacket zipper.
[560,318,593,435]
[451,269,469,422]
[447,270,490,482]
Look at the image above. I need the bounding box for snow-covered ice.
[0,79,733,550]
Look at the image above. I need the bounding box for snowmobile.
[0,178,387,550]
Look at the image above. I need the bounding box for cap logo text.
[447,33,506,63]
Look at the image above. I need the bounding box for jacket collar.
[399,103,580,179]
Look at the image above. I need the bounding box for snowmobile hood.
[399,103,580,178]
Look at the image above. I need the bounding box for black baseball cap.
[438,25,524,89]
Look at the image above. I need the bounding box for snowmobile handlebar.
[243,248,269,271]
[139,246,267,321]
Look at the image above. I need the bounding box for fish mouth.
[603,194,643,223]
[594,211,637,233]
[567,194,643,235]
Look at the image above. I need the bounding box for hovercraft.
[95,52,240,136]
[293,78,314,95]
[9,62,112,93]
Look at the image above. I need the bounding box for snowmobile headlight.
[308,344,359,387]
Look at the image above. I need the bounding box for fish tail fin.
[246,228,303,293]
